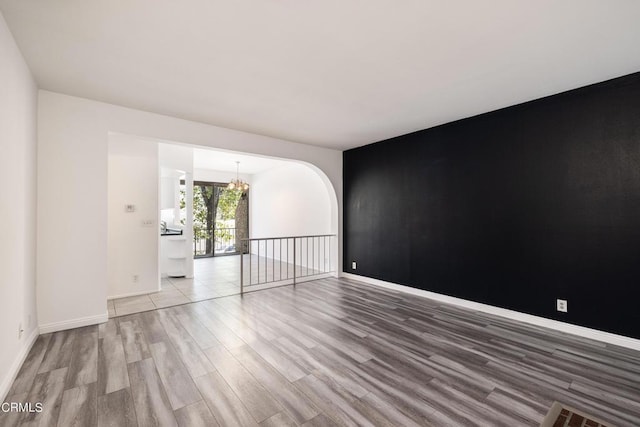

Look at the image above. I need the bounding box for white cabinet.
[160,236,187,277]
[160,177,178,209]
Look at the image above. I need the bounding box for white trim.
[340,272,640,352]
[0,328,39,402]
[107,289,157,300]
[38,312,108,334]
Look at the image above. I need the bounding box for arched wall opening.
[107,132,339,304]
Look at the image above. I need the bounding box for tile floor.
[109,254,331,317]
[109,256,242,317]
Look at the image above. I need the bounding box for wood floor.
[3,277,640,426]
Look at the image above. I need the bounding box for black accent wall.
[343,72,640,339]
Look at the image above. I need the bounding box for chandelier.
[227,161,249,192]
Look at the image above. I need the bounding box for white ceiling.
[2,1,640,150]
[192,148,289,174]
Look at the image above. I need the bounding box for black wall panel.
[343,72,640,339]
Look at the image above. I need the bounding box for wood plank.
[139,311,170,344]
[8,334,52,395]
[233,345,320,424]
[245,338,308,382]
[20,367,67,427]
[207,299,279,342]
[360,392,424,427]
[128,358,177,427]
[98,319,119,339]
[174,401,219,427]
[119,318,152,363]
[201,345,281,422]
[287,322,372,364]
[57,382,98,427]
[174,311,221,349]
[293,374,376,427]
[307,369,406,427]
[260,412,297,427]
[97,332,130,395]
[65,326,98,389]
[302,413,339,427]
[194,372,259,427]
[97,388,137,427]
[0,391,28,427]
[38,330,76,373]
[345,359,437,424]
[148,341,202,410]
[189,305,246,349]
[156,309,215,378]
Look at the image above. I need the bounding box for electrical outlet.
[557,299,567,313]
[133,274,139,283]
[352,261,357,270]
[18,323,23,339]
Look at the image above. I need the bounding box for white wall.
[249,163,335,271]
[0,11,39,400]
[159,142,194,173]
[251,163,331,237]
[194,168,251,185]
[108,135,159,298]
[37,91,341,331]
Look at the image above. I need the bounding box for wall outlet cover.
[557,299,568,313]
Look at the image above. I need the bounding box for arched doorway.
[108,135,339,316]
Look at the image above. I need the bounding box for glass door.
[191,181,248,258]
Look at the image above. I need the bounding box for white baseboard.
[107,289,158,300]
[0,328,39,402]
[38,312,108,334]
[340,272,640,352]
